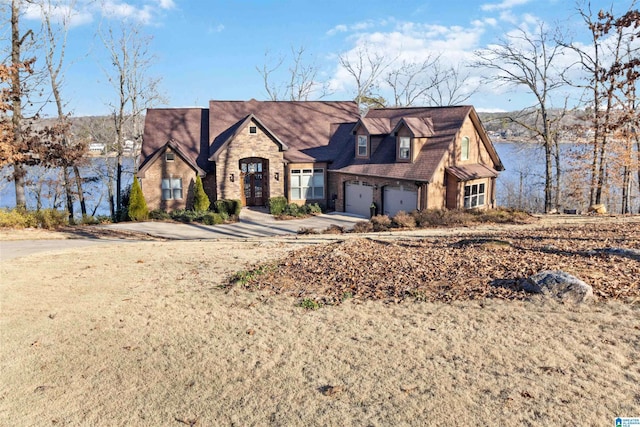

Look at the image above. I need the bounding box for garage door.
[383,186,418,217]
[345,181,374,218]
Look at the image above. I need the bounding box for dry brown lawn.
[1,217,639,426]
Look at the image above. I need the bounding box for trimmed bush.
[201,212,224,225]
[170,209,198,223]
[214,199,241,217]
[268,196,288,215]
[128,176,149,221]
[307,203,322,214]
[283,203,301,217]
[193,176,210,212]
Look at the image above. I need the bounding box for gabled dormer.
[351,117,391,160]
[390,117,434,163]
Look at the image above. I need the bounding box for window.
[165,152,175,162]
[461,136,470,161]
[464,182,485,208]
[357,135,368,157]
[249,126,257,134]
[290,168,324,199]
[398,136,411,160]
[161,178,183,200]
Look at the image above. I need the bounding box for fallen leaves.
[232,221,640,304]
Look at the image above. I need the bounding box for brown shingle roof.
[396,117,434,137]
[447,164,499,181]
[330,106,477,182]
[139,108,209,172]
[356,117,392,135]
[208,100,359,163]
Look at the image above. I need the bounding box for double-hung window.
[464,183,485,208]
[290,168,324,200]
[162,178,183,200]
[399,137,411,160]
[357,135,368,157]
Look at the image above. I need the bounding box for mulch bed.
[233,222,640,304]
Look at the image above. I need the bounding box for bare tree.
[39,0,88,222]
[475,22,567,213]
[562,2,640,208]
[338,44,396,114]
[384,56,440,107]
[426,62,479,106]
[100,22,163,219]
[257,46,330,101]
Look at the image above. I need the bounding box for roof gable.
[138,139,206,178]
[209,114,289,162]
[391,117,434,137]
[352,117,392,135]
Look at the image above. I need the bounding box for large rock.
[522,270,594,304]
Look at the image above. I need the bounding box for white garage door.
[345,181,374,218]
[383,186,418,217]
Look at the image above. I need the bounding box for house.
[137,99,504,216]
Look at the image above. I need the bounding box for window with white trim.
[398,136,410,160]
[161,178,183,200]
[357,135,368,157]
[461,136,470,161]
[290,168,324,199]
[464,182,485,208]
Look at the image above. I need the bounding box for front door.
[240,158,267,206]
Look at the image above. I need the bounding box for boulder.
[522,270,594,304]
[588,204,607,214]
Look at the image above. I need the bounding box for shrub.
[193,176,210,212]
[322,224,345,234]
[307,203,322,214]
[201,212,225,225]
[370,214,391,231]
[117,185,132,222]
[170,209,198,223]
[80,214,100,225]
[268,196,288,215]
[297,227,319,235]
[412,209,447,227]
[149,209,171,220]
[0,208,36,228]
[128,176,148,221]
[283,203,301,217]
[34,209,68,229]
[352,221,373,233]
[214,199,241,217]
[299,298,320,310]
[392,210,416,228]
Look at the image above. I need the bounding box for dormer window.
[357,135,368,157]
[249,126,257,134]
[165,152,175,162]
[398,137,411,160]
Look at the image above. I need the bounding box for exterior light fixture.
[229,173,235,182]
[274,172,280,181]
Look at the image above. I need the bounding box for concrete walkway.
[105,207,366,240]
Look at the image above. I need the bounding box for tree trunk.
[116,154,122,221]
[63,166,74,223]
[11,0,27,209]
[73,165,87,216]
[553,135,561,211]
[594,136,608,205]
[622,166,630,214]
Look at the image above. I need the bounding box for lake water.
[0,142,630,215]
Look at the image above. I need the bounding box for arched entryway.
[240,157,269,206]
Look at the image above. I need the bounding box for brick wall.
[140,147,198,211]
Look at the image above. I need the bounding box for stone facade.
[214,119,286,205]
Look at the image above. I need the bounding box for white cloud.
[481,0,531,12]
[209,23,224,34]
[23,1,93,28]
[326,19,388,36]
[156,0,175,9]
[326,24,348,36]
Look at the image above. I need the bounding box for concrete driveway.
[105,207,366,240]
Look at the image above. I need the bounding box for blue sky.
[9,0,632,117]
